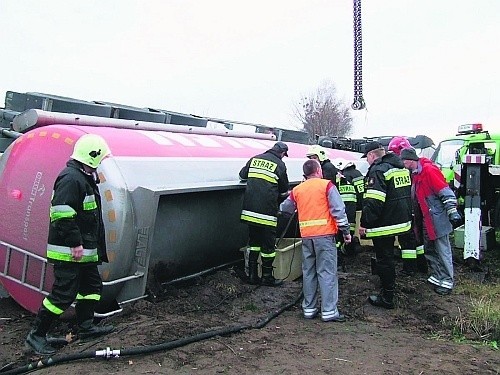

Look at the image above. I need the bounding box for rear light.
[10,189,22,199]
[457,123,483,134]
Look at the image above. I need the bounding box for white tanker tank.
[0,109,362,314]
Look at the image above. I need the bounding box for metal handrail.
[0,240,145,288]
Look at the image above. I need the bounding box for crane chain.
[352,0,366,110]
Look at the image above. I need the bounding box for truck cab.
[431,123,500,261]
[432,124,499,190]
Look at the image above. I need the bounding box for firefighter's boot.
[45,335,69,347]
[416,254,428,274]
[76,301,114,340]
[261,258,283,287]
[401,259,417,276]
[247,251,261,285]
[25,309,57,355]
[368,289,395,309]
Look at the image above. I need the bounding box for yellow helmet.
[306,145,328,162]
[71,134,110,169]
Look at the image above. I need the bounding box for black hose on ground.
[2,351,99,375]
[254,289,302,329]
[2,291,303,375]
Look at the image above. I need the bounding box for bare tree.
[294,81,353,143]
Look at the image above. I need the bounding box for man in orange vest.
[279,159,351,322]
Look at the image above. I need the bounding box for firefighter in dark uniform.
[25,134,114,355]
[359,141,412,309]
[340,160,365,210]
[333,159,364,256]
[388,136,428,275]
[240,141,290,286]
[306,145,338,184]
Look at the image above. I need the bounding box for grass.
[452,276,500,344]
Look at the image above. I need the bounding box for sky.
[1,0,499,145]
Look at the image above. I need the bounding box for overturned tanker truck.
[0,106,361,316]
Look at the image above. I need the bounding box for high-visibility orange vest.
[292,178,338,237]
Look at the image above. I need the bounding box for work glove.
[448,211,462,229]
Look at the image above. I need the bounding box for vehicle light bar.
[457,123,483,134]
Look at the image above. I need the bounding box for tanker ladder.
[0,240,50,295]
[0,240,145,316]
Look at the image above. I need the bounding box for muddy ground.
[1,243,499,375]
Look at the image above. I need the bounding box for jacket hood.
[375,152,405,168]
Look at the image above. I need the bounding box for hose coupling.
[96,347,121,359]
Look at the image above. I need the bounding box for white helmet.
[332,158,354,171]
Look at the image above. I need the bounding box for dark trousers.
[248,225,277,256]
[372,236,396,290]
[45,263,103,315]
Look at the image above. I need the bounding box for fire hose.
[2,206,303,374]
[275,210,297,248]
[1,290,303,375]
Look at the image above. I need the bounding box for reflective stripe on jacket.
[336,175,357,225]
[342,165,364,210]
[337,178,357,203]
[361,153,412,238]
[47,244,98,263]
[292,178,339,237]
[47,159,107,264]
[239,149,289,227]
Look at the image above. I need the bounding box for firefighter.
[333,158,364,255]
[339,160,365,210]
[25,134,114,356]
[332,159,358,257]
[239,141,290,287]
[279,159,350,322]
[400,148,461,295]
[359,141,412,309]
[306,145,338,184]
[388,136,427,275]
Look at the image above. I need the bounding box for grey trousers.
[301,236,340,320]
[425,234,454,290]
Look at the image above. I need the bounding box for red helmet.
[388,136,412,156]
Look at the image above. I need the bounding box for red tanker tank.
[0,110,362,314]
